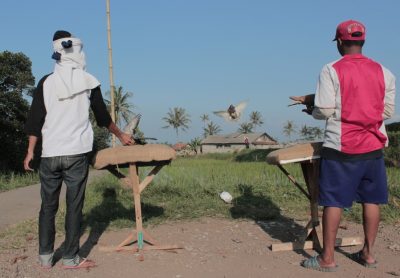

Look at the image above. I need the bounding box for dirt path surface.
[0,170,106,231]
[1,217,399,278]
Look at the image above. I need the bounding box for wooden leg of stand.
[271,161,362,252]
[99,228,183,253]
[271,236,363,252]
[119,230,158,246]
[142,230,158,245]
[130,163,144,250]
[301,161,322,250]
[99,162,184,255]
[116,232,136,249]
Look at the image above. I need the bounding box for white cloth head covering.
[52,37,100,99]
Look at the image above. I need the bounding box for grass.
[54,156,309,234]
[58,151,400,231]
[1,149,399,249]
[0,171,39,192]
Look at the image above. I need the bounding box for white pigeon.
[123,114,141,135]
[213,101,247,122]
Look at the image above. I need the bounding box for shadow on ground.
[53,187,164,261]
[230,183,311,257]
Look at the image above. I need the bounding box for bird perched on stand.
[123,113,142,136]
[122,114,157,145]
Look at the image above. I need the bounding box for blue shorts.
[318,157,388,208]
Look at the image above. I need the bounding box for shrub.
[384,131,400,167]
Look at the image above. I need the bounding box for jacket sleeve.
[90,86,112,128]
[24,75,49,137]
[382,66,396,120]
[312,64,336,120]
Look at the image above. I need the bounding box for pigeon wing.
[213,111,232,121]
[233,101,247,118]
[235,101,247,113]
[123,114,141,135]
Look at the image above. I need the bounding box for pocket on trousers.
[64,154,88,180]
[39,157,58,179]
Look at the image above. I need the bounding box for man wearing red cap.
[291,20,396,272]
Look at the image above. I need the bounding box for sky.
[2,0,400,143]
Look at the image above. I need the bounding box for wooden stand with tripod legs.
[266,142,363,252]
[92,145,183,257]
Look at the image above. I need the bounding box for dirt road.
[0,170,105,231]
[1,218,399,278]
[1,170,399,277]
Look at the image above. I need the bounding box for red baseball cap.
[333,20,366,41]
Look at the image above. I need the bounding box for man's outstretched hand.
[289,94,315,115]
[289,94,315,105]
[118,133,135,146]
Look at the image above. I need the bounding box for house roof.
[201,132,278,145]
[172,142,187,151]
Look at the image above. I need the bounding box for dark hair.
[53,30,71,41]
[342,40,365,47]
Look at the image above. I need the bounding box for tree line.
[0,50,352,172]
[0,49,320,172]
[283,120,324,142]
[162,109,265,139]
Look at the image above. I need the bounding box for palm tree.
[162,107,191,138]
[249,111,264,131]
[283,120,296,141]
[311,127,324,140]
[188,137,202,154]
[203,121,221,137]
[105,86,135,127]
[300,124,312,140]
[238,122,254,134]
[200,114,209,129]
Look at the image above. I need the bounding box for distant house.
[201,132,280,153]
[172,142,188,152]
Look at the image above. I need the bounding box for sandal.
[301,256,338,272]
[348,251,377,268]
[37,264,52,271]
[62,257,96,270]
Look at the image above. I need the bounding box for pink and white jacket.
[313,54,396,154]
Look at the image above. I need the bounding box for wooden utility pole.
[106,0,116,147]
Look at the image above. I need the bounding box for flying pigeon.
[213,101,247,122]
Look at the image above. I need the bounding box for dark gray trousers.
[38,153,89,259]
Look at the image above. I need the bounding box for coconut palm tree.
[238,122,254,134]
[162,107,191,138]
[283,120,296,141]
[203,121,221,137]
[104,86,135,127]
[249,111,264,131]
[200,114,209,128]
[300,124,313,140]
[311,127,324,140]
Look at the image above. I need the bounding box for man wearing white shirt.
[24,30,133,269]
